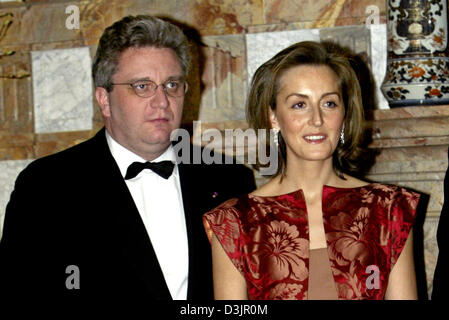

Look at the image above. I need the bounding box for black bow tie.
[125,161,175,180]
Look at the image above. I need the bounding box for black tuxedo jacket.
[0,128,256,304]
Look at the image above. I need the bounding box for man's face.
[96,47,185,160]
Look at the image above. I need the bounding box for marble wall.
[31,47,93,134]
[0,0,445,298]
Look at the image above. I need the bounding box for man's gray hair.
[92,15,191,91]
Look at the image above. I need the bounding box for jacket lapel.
[178,162,214,300]
[177,163,196,299]
[91,128,172,300]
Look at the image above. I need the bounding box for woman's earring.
[340,125,345,144]
[272,128,279,148]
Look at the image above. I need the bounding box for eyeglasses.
[111,79,188,98]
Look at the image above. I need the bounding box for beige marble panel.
[80,0,264,43]
[80,0,131,45]
[20,2,82,44]
[371,117,449,140]
[33,130,96,159]
[198,34,247,122]
[264,0,339,25]
[182,0,263,35]
[0,75,33,133]
[0,47,33,153]
[423,217,439,298]
[368,159,448,175]
[0,132,34,160]
[366,172,445,183]
[372,145,448,162]
[370,137,449,149]
[247,15,387,34]
[0,7,22,46]
[263,0,385,25]
[0,146,34,160]
[368,105,449,121]
[341,0,386,17]
[30,40,86,51]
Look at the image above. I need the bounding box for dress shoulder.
[202,195,253,276]
[386,184,421,267]
[364,183,420,225]
[363,183,421,267]
[203,196,246,243]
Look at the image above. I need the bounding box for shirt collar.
[105,130,178,179]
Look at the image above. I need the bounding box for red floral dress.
[203,183,420,300]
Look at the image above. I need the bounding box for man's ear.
[95,87,111,118]
[269,108,279,130]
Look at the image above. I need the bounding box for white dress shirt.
[106,131,189,300]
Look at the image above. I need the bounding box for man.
[0,15,255,303]
[432,148,449,300]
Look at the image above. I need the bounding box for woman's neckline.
[248,182,379,199]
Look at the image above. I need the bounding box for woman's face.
[270,64,345,164]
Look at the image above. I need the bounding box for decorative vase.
[381,0,449,107]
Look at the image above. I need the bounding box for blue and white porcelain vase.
[381,0,449,107]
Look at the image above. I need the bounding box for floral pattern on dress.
[269,283,303,300]
[203,183,420,300]
[327,208,371,267]
[253,221,308,281]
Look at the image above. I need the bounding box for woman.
[203,41,420,300]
